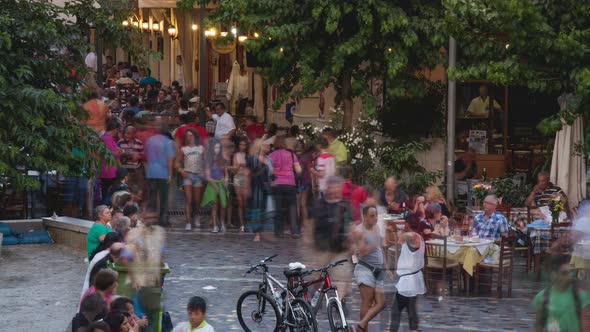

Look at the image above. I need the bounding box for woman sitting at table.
[418,203,442,241]
[434,216,451,237]
[425,185,451,217]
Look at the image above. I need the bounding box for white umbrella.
[550,115,587,209]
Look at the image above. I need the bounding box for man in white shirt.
[85,49,97,72]
[212,103,235,140]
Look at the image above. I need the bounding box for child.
[434,215,451,237]
[172,296,215,332]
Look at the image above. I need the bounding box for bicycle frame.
[300,270,349,329]
[260,270,302,327]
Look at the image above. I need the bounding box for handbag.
[290,151,302,187]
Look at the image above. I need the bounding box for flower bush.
[473,183,492,205]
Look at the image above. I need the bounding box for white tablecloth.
[427,238,494,255]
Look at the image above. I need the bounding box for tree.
[442,0,590,146]
[188,0,446,129]
[0,0,147,190]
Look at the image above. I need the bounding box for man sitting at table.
[472,195,509,240]
[379,176,407,214]
[525,171,568,209]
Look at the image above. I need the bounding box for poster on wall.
[468,130,488,154]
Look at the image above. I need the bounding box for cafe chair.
[424,234,462,295]
[496,204,511,222]
[474,234,516,299]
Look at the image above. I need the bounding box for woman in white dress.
[390,231,426,332]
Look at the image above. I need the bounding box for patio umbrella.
[550,115,587,209]
[139,76,157,85]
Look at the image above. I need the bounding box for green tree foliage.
[0,0,146,190]
[195,0,446,129]
[443,0,590,139]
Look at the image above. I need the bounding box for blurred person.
[123,205,141,228]
[104,311,132,332]
[88,242,125,289]
[174,112,208,150]
[308,176,353,300]
[285,125,299,151]
[112,216,131,239]
[269,135,302,238]
[352,205,389,332]
[172,296,215,332]
[71,293,108,332]
[84,232,122,295]
[245,140,272,242]
[85,320,112,332]
[262,123,278,148]
[532,255,590,332]
[212,103,235,140]
[178,97,190,116]
[379,176,407,214]
[104,90,120,112]
[472,195,508,240]
[297,143,317,223]
[176,129,206,231]
[244,116,264,142]
[340,165,369,224]
[87,205,113,259]
[454,149,477,181]
[144,124,175,227]
[106,169,130,206]
[111,191,133,212]
[201,139,229,233]
[433,215,451,237]
[125,208,166,331]
[111,297,148,331]
[390,231,426,332]
[310,136,336,197]
[425,185,450,217]
[418,203,441,241]
[80,268,119,310]
[83,90,109,134]
[118,126,145,188]
[122,97,141,118]
[100,118,122,204]
[204,107,216,137]
[322,127,348,164]
[231,137,249,232]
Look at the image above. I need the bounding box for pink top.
[269,149,298,186]
[79,286,112,309]
[99,133,119,179]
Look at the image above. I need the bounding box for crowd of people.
[69,64,590,331]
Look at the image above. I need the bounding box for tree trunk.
[341,71,353,130]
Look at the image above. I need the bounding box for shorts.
[354,264,384,289]
[182,172,204,187]
[234,174,246,188]
[298,184,311,193]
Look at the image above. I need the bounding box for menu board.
[468,130,488,154]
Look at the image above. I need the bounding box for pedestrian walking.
[201,138,229,233]
[176,129,206,231]
[245,140,271,242]
[231,137,249,232]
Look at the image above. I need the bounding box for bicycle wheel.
[237,290,281,332]
[327,298,348,332]
[289,298,318,332]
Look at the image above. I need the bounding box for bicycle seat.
[283,268,305,278]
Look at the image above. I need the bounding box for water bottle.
[482,168,487,181]
[310,289,321,307]
[274,288,281,303]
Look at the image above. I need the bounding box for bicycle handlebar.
[299,258,349,276]
[245,254,278,274]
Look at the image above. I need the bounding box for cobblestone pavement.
[0,226,542,331]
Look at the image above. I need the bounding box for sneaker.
[193,215,201,228]
[185,224,192,231]
[240,226,245,232]
[212,226,219,233]
[220,225,227,233]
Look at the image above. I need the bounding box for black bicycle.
[236,255,318,332]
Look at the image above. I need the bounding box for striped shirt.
[534,184,566,207]
[117,138,144,169]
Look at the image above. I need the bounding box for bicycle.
[237,254,318,332]
[285,259,351,332]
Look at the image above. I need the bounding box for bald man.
[379,177,407,214]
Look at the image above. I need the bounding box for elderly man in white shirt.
[212,103,236,140]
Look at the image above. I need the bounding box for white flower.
[355,153,362,159]
[351,159,357,164]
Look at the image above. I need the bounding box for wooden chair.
[424,234,462,294]
[496,204,511,221]
[474,234,516,298]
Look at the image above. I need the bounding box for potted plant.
[473,183,492,208]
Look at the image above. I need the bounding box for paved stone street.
[0,227,542,331]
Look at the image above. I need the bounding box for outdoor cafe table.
[425,238,495,276]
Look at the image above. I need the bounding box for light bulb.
[238,35,247,43]
[254,32,260,38]
[231,27,237,36]
[122,20,129,27]
[152,22,160,31]
[192,24,198,31]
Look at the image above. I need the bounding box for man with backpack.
[532,255,590,332]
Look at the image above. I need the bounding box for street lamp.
[168,25,178,39]
[141,20,149,30]
[192,24,198,31]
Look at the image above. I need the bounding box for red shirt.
[246,123,265,142]
[342,180,368,221]
[175,124,208,145]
